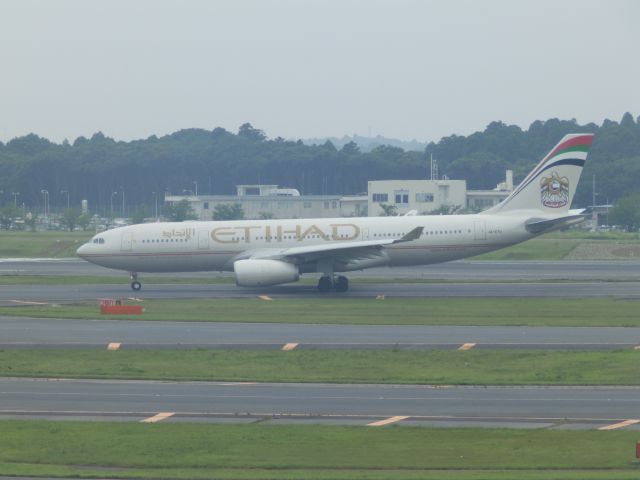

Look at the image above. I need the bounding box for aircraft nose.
[76,243,90,258]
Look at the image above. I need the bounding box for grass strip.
[1,297,639,326]
[0,231,91,257]
[1,348,640,385]
[0,421,639,479]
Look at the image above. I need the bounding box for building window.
[304,201,312,208]
[323,201,330,209]
[331,201,337,209]
[394,190,409,205]
[372,193,388,202]
[203,202,209,210]
[416,193,434,203]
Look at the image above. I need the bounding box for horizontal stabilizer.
[525,215,586,234]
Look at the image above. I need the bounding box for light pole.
[40,190,49,226]
[152,191,158,220]
[111,191,118,217]
[120,187,125,218]
[60,190,69,210]
[193,181,198,196]
[11,192,19,207]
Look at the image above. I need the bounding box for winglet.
[393,226,423,244]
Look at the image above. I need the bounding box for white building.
[166,171,512,220]
[368,179,467,216]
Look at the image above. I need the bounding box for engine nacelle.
[233,259,300,287]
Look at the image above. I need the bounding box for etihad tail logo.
[540,171,569,208]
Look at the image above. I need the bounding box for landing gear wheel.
[318,276,332,293]
[131,281,142,291]
[335,275,349,292]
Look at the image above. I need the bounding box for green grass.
[473,237,581,260]
[0,421,638,479]
[474,230,640,260]
[1,297,638,327]
[1,348,640,385]
[0,230,91,257]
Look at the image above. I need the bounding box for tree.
[213,203,244,220]
[164,199,198,222]
[378,203,398,216]
[130,205,149,224]
[0,204,20,229]
[258,211,274,219]
[426,205,464,215]
[238,123,266,141]
[77,213,91,231]
[59,207,82,231]
[609,193,640,231]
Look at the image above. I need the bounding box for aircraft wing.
[231,227,423,266]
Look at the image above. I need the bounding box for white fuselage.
[77,213,535,274]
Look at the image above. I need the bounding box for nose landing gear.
[130,272,142,291]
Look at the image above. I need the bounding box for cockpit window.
[92,237,105,244]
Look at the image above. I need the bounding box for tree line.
[1,115,639,217]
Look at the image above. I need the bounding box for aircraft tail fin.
[486,134,593,214]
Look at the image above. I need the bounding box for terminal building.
[165,172,513,220]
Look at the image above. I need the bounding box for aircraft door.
[198,229,210,250]
[361,228,370,241]
[120,232,133,251]
[473,220,486,241]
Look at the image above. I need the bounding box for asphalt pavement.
[2,377,640,430]
[2,317,640,350]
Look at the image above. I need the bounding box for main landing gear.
[130,272,142,291]
[318,275,349,293]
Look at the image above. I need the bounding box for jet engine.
[233,259,300,287]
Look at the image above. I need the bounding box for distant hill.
[301,134,428,152]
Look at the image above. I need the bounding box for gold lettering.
[211,227,238,244]
[240,226,260,243]
[330,223,360,241]
[280,225,301,241]
[301,224,329,241]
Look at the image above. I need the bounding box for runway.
[1,281,640,304]
[2,317,640,350]
[2,258,640,281]
[2,377,640,430]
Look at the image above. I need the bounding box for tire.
[335,276,349,292]
[318,276,332,292]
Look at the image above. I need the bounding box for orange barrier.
[100,305,144,315]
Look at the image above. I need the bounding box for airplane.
[77,133,593,292]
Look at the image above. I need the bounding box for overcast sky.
[1,0,638,144]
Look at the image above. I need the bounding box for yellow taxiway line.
[367,416,409,427]
[140,412,175,423]
[598,419,640,431]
